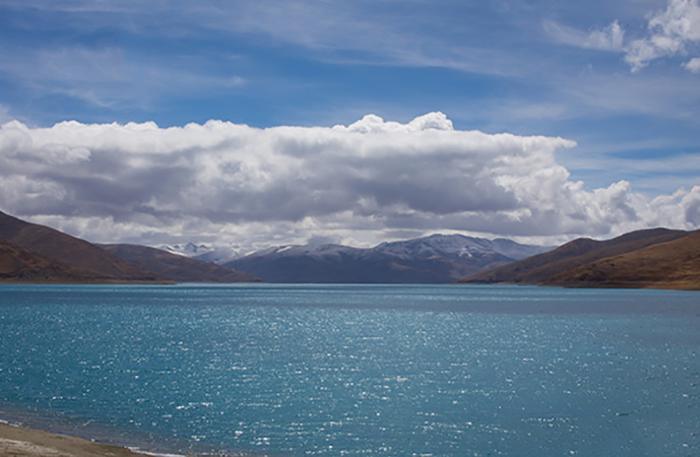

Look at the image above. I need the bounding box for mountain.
[158,242,214,257]
[225,234,551,283]
[462,227,698,289]
[0,240,104,282]
[373,234,547,260]
[158,242,245,264]
[0,210,158,281]
[194,245,245,264]
[0,211,255,283]
[544,231,700,289]
[101,244,258,283]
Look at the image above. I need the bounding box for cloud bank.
[0,112,698,249]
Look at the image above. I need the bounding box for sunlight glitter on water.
[0,284,699,457]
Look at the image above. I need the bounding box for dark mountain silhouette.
[226,234,551,283]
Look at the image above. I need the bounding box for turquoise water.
[0,284,699,457]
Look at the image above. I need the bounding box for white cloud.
[0,113,697,249]
[545,1,700,73]
[592,21,626,51]
[684,56,700,71]
[544,20,625,51]
[625,0,700,71]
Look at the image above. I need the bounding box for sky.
[0,0,699,251]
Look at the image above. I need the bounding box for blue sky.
[1,0,699,248]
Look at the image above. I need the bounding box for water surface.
[0,284,698,456]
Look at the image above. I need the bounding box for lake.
[0,284,699,456]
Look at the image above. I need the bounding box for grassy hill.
[462,228,700,290]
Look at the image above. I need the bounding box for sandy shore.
[0,422,174,457]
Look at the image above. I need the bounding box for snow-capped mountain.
[225,234,551,283]
[374,234,545,260]
[158,242,247,263]
[158,242,214,257]
[239,243,363,260]
[194,245,246,264]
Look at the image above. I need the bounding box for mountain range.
[0,211,255,283]
[3,209,700,289]
[462,227,700,290]
[100,244,256,283]
[0,210,550,284]
[223,235,550,283]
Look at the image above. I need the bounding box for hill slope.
[226,234,550,283]
[0,240,105,282]
[101,244,258,283]
[462,228,698,289]
[0,211,158,281]
[550,231,700,289]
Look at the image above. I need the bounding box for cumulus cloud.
[625,0,700,72]
[0,113,697,249]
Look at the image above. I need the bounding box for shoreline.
[458,280,700,291]
[0,411,266,457]
[0,421,181,457]
[1,280,700,291]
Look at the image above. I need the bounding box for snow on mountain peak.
[376,234,495,258]
[159,242,214,257]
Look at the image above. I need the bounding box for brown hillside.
[0,211,157,280]
[0,240,104,282]
[550,230,700,289]
[463,228,689,285]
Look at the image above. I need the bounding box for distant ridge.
[101,244,259,283]
[225,234,551,283]
[158,242,215,257]
[462,228,700,290]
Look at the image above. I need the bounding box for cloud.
[545,0,700,73]
[1,112,698,249]
[684,56,700,71]
[1,1,542,84]
[0,46,247,110]
[544,20,625,51]
[624,0,700,71]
